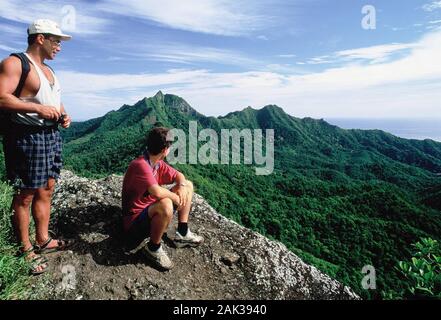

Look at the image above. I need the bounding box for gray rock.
[37,170,360,300]
[221,252,240,266]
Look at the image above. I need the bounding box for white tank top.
[11,53,61,126]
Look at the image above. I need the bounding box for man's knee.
[186,180,194,192]
[41,179,56,193]
[46,178,56,191]
[156,198,174,218]
[34,179,56,198]
[13,190,35,207]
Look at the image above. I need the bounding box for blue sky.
[1,0,441,121]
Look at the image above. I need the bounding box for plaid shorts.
[3,125,63,189]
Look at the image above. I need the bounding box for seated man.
[122,126,203,270]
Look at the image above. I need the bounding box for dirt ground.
[32,171,359,300]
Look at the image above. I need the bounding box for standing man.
[0,19,72,274]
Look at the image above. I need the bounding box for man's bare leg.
[142,198,174,270]
[32,178,56,246]
[11,188,48,273]
[147,198,174,244]
[11,189,36,250]
[171,180,203,246]
[172,180,194,223]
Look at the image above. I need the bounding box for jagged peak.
[259,105,292,118]
[163,93,200,116]
[138,91,164,105]
[154,90,164,100]
[220,104,291,122]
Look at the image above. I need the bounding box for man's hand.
[172,192,183,211]
[60,113,71,128]
[36,104,61,121]
[175,184,191,209]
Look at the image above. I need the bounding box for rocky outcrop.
[39,170,359,300]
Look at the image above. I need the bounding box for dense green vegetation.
[384,238,441,299]
[0,178,32,299]
[1,91,440,299]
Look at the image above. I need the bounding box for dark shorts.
[2,125,62,189]
[123,202,178,250]
[124,206,152,250]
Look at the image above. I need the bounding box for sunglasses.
[42,35,62,47]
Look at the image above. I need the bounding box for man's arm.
[174,172,187,186]
[148,184,183,209]
[0,57,61,121]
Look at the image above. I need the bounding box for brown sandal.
[22,246,49,275]
[34,231,74,254]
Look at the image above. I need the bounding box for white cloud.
[0,22,23,36]
[139,44,257,66]
[336,43,415,62]
[277,54,297,58]
[306,55,332,65]
[0,0,108,36]
[58,69,208,98]
[96,40,259,67]
[423,1,441,11]
[0,0,287,38]
[98,0,272,36]
[293,32,441,91]
[0,43,20,52]
[298,43,416,66]
[264,64,307,74]
[426,25,441,31]
[58,29,441,120]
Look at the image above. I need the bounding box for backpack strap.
[10,53,31,98]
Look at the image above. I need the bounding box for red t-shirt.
[122,155,178,231]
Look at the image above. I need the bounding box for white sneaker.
[174,228,204,248]
[143,245,173,270]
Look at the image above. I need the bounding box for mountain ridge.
[55,91,441,299]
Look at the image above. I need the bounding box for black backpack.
[0,53,31,135]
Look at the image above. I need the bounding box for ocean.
[325,118,441,143]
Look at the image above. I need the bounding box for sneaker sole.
[145,256,174,270]
[174,240,204,248]
[142,251,174,270]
